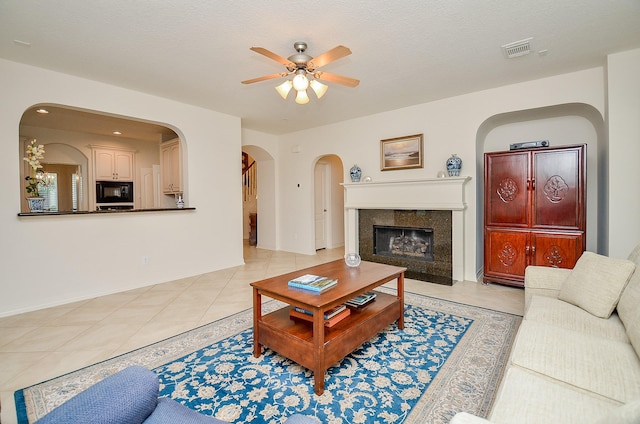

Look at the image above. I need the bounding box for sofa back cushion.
[558,252,635,319]
[618,244,640,356]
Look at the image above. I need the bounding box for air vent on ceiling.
[501,37,533,59]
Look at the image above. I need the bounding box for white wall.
[0,59,244,317]
[607,48,640,258]
[5,50,636,314]
[275,67,605,281]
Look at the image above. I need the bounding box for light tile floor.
[0,244,524,424]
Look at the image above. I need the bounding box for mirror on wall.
[19,105,179,213]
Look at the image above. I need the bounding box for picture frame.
[380,134,424,171]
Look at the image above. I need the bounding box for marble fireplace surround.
[343,177,471,282]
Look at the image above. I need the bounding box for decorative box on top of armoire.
[483,144,586,287]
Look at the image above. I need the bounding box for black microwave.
[96,181,134,203]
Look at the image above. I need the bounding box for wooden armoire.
[483,144,586,287]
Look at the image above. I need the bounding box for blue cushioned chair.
[34,366,317,424]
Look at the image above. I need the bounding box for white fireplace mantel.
[342,176,471,282]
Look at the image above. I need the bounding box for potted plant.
[23,139,46,212]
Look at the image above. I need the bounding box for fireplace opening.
[374,225,434,262]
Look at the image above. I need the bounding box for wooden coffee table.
[251,259,406,395]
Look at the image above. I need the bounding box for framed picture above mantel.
[380,134,423,171]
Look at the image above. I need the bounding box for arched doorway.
[242,145,277,251]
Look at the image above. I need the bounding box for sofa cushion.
[509,320,640,403]
[524,295,629,343]
[488,366,621,424]
[593,397,640,424]
[618,244,640,357]
[558,251,635,318]
[618,271,640,357]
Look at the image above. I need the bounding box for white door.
[314,163,328,250]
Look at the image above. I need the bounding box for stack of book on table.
[287,274,337,293]
[346,291,377,309]
[289,304,351,327]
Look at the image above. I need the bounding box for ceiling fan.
[241,41,359,104]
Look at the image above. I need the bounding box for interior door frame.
[314,161,331,250]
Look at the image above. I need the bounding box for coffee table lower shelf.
[256,292,401,385]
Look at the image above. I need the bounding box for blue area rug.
[16,289,521,424]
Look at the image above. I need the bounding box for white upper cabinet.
[93,147,135,181]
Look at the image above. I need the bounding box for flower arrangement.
[23,139,46,197]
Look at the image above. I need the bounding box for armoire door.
[531,147,584,230]
[531,231,584,269]
[484,228,529,284]
[485,151,530,228]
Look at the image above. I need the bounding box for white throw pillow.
[558,251,636,318]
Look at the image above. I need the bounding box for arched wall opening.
[19,104,183,212]
[475,103,606,278]
[242,145,277,250]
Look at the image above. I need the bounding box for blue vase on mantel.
[349,164,362,182]
[446,154,462,177]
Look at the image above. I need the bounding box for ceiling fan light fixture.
[244,42,358,105]
[309,79,328,99]
[275,80,293,99]
[292,72,309,91]
[295,89,310,105]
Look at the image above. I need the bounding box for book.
[287,274,338,292]
[346,291,377,308]
[294,304,346,319]
[289,307,351,327]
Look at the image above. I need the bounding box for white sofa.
[452,244,640,424]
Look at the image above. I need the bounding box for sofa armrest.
[524,266,571,310]
[35,366,159,424]
[449,412,495,424]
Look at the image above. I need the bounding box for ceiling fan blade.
[307,46,352,70]
[250,47,294,68]
[241,72,289,84]
[314,71,360,88]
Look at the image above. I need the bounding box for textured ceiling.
[2,1,640,136]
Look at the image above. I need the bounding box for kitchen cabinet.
[93,147,135,181]
[160,138,182,194]
[483,144,586,287]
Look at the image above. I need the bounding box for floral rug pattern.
[16,289,521,424]
[156,304,471,423]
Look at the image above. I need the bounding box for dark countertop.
[18,207,196,217]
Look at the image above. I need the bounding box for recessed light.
[112,131,122,135]
[36,108,49,114]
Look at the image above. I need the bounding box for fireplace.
[360,209,452,285]
[374,225,434,262]
[342,177,471,284]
